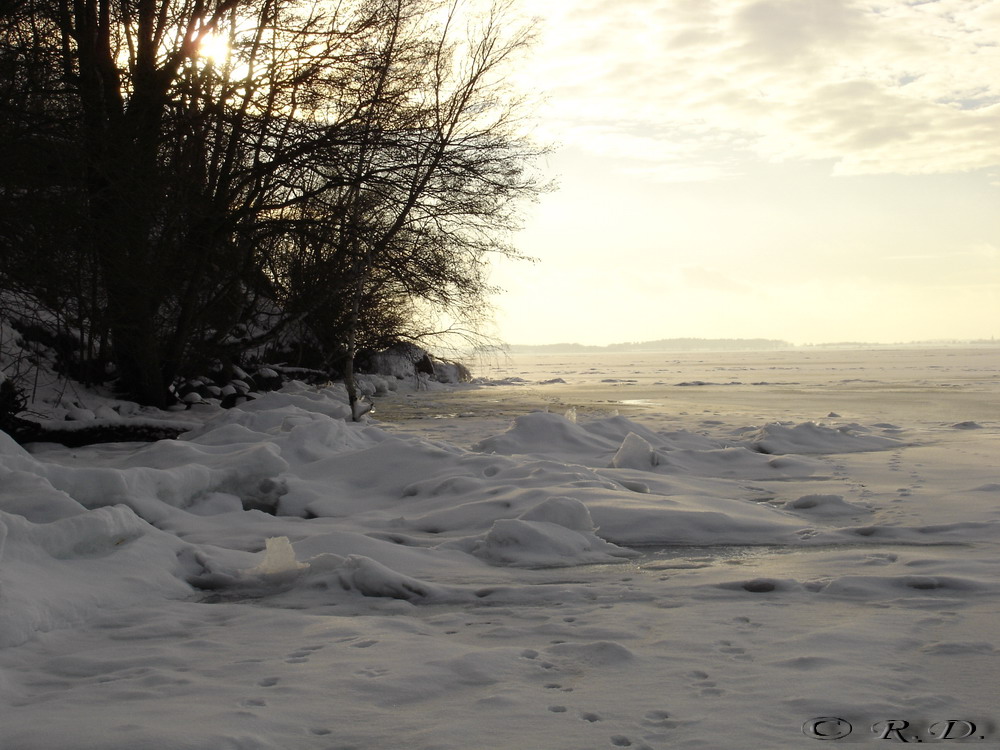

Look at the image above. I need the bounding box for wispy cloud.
[524,0,1000,179]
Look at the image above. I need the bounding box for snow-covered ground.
[2,347,999,749]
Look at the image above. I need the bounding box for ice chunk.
[609,432,659,470]
[247,536,307,576]
[336,554,442,600]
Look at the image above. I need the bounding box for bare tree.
[289,0,546,418]
[1,0,546,409]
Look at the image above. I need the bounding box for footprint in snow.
[610,736,653,749]
[257,677,280,687]
[286,645,323,663]
[641,709,680,731]
[687,670,724,697]
[716,639,751,661]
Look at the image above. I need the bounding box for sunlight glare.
[198,31,231,64]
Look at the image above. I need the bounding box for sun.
[197,30,231,64]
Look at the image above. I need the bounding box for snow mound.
[474,411,614,458]
[474,413,824,480]
[784,494,872,516]
[0,506,191,649]
[952,421,983,430]
[748,421,902,454]
[518,496,595,531]
[0,468,86,522]
[229,380,354,421]
[467,497,638,567]
[474,519,637,568]
[0,369,949,651]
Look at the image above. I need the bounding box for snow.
[746,420,903,454]
[2,347,1000,748]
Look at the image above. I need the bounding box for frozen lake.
[378,345,1000,439]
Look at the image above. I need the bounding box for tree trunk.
[343,265,364,422]
[105,289,168,407]
[70,0,174,407]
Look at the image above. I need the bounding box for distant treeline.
[508,338,794,354]
[509,338,999,354]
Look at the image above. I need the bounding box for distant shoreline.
[505,338,999,354]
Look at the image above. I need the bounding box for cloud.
[732,0,873,69]
[524,0,1000,178]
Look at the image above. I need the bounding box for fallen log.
[2,415,193,447]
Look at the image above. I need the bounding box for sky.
[487,0,1000,346]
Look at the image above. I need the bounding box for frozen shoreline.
[2,348,999,748]
[376,347,1000,443]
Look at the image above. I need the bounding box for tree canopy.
[0,0,546,409]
